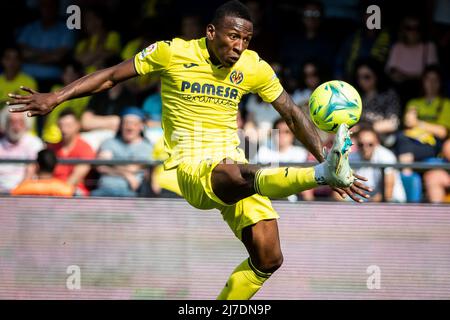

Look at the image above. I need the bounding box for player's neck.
[205,39,222,66]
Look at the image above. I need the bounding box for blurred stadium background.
[0,0,449,299]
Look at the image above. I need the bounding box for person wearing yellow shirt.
[42,60,90,144]
[0,47,37,106]
[75,6,121,74]
[121,18,161,99]
[398,65,450,168]
[8,0,370,300]
[0,47,38,136]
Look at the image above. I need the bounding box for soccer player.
[8,1,371,299]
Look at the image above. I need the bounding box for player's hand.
[7,86,59,116]
[332,173,372,203]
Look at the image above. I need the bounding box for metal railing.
[1,158,449,202]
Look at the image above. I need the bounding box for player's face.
[208,16,253,67]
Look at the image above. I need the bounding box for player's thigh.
[212,161,261,204]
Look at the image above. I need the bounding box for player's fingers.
[26,110,41,117]
[8,104,32,113]
[8,93,30,99]
[20,86,38,94]
[353,173,368,181]
[353,180,373,192]
[6,97,32,105]
[350,184,370,199]
[332,187,347,199]
[344,188,364,203]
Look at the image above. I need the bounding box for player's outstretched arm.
[7,58,137,116]
[271,89,325,162]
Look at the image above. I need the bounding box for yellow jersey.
[134,37,283,169]
[0,72,37,105]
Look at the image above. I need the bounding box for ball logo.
[139,43,157,60]
[230,70,244,85]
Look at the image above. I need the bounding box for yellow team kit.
[134,37,284,239]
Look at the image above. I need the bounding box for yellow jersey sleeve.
[252,58,283,103]
[134,40,173,75]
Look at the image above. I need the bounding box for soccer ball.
[309,80,362,133]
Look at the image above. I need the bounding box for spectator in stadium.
[244,0,278,62]
[75,6,121,74]
[80,56,137,151]
[353,58,401,148]
[48,109,95,196]
[0,46,37,108]
[386,15,439,104]
[41,60,90,144]
[253,118,309,202]
[11,148,74,197]
[335,8,391,81]
[423,138,450,203]
[16,0,75,90]
[397,65,450,202]
[121,18,161,102]
[349,124,406,202]
[91,107,153,197]
[253,118,308,165]
[179,14,203,41]
[0,108,44,193]
[280,1,334,81]
[291,60,325,108]
[397,65,450,164]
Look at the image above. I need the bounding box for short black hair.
[58,108,78,121]
[211,0,253,25]
[356,122,380,143]
[62,59,84,76]
[272,117,287,130]
[37,149,57,174]
[421,64,444,96]
[1,45,22,59]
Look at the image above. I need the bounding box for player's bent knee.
[255,252,284,274]
[212,163,254,204]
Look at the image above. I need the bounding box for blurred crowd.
[0,0,449,203]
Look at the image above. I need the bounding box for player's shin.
[253,166,319,199]
[217,258,271,300]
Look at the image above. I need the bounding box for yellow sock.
[254,166,318,199]
[217,258,271,300]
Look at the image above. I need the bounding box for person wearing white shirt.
[253,118,308,165]
[350,125,406,202]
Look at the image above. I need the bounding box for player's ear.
[206,24,215,41]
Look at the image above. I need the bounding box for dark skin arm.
[7,59,137,116]
[271,90,324,162]
[271,90,371,202]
